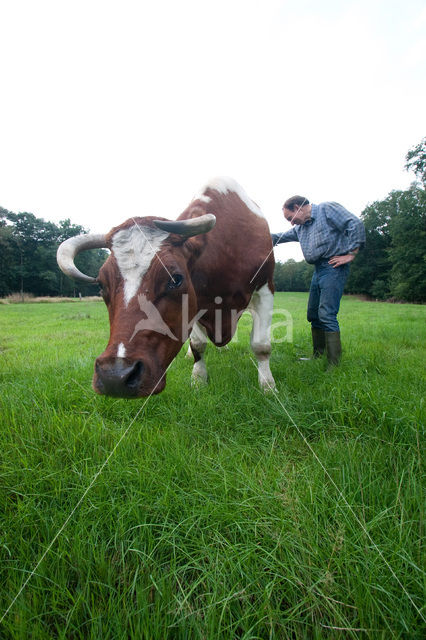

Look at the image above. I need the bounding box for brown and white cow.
[57,177,276,397]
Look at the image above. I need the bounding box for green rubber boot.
[325,331,342,367]
[299,327,326,361]
[312,327,326,358]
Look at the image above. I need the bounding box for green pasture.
[0,294,424,639]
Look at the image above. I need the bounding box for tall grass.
[0,294,424,639]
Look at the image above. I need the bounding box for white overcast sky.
[1,0,425,261]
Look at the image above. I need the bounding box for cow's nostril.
[95,359,144,397]
[125,361,143,389]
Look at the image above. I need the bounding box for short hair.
[283,195,310,211]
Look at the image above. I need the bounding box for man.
[272,196,365,367]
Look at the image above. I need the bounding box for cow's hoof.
[191,374,208,388]
[260,378,277,394]
[191,362,208,387]
[263,385,277,394]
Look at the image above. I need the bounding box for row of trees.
[0,210,107,298]
[273,259,314,292]
[1,139,424,302]
[274,138,426,302]
[346,183,425,301]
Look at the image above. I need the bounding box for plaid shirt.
[271,202,365,264]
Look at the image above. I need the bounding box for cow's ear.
[167,233,188,247]
[180,234,209,265]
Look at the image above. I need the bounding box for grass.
[0,293,424,639]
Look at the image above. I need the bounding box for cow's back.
[179,178,274,342]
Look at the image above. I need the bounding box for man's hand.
[328,254,356,268]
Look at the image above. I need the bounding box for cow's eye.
[167,274,183,289]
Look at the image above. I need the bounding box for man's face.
[283,204,311,226]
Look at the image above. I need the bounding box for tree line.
[0,139,424,302]
[274,138,426,303]
[0,210,107,298]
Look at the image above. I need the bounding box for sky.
[1,0,425,261]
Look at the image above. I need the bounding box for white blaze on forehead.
[191,193,212,204]
[200,176,265,218]
[112,225,169,305]
[117,343,126,358]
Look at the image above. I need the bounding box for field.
[0,293,424,639]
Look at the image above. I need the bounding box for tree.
[388,186,426,301]
[273,259,314,292]
[56,219,108,297]
[0,210,108,298]
[347,184,426,301]
[0,208,19,297]
[405,137,426,186]
[346,198,393,298]
[6,212,61,296]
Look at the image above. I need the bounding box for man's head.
[282,195,311,226]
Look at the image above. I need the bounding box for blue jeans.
[307,260,349,332]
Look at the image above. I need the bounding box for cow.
[57,177,276,397]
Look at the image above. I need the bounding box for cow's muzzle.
[94,360,144,398]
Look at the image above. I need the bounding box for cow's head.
[57,213,215,397]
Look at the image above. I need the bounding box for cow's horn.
[57,234,107,283]
[153,213,216,237]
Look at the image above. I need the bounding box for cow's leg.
[248,283,276,392]
[190,322,209,385]
[185,341,193,359]
[187,329,231,359]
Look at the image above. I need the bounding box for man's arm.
[325,202,365,267]
[328,247,359,267]
[271,227,298,245]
